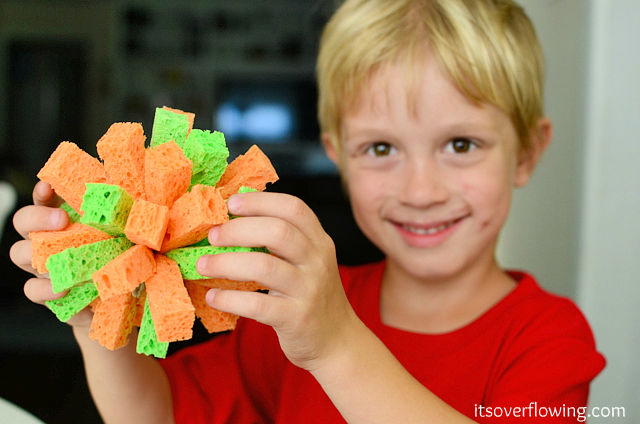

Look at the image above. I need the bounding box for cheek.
[460,165,514,225]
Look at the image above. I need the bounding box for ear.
[321,132,339,165]
[515,117,553,187]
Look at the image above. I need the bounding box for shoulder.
[502,271,598,346]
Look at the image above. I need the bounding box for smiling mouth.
[393,215,468,236]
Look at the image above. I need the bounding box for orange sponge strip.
[217,145,278,199]
[160,185,228,252]
[146,255,195,342]
[144,141,192,207]
[37,142,107,212]
[196,278,267,292]
[162,106,195,134]
[124,198,169,251]
[96,122,146,199]
[133,290,147,327]
[185,280,239,333]
[92,245,156,300]
[30,223,112,274]
[89,292,137,350]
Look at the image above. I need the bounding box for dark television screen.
[213,77,319,143]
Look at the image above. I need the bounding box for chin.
[386,249,471,282]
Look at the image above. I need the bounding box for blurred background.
[0,0,637,423]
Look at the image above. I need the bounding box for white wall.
[578,0,640,421]
[500,0,640,421]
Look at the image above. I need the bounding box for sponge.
[47,237,133,293]
[89,292,137,350]
[146,255,195,342]
[30,222,111,274]
[124,198,170,251]
[80,183,133,236]
[197,278,267,292]
[96,122,146,199]
[45,282,99,322]
[185,280,239,333]
[160,185,228,252]
[162,106,195,135]
[216,145,278,199]
[37,142,107,212]
[60,202,81,223]
[182,130,229,187]
[136,297,169,358]
[165,245,262,280]
[92,245,156,300]
[150,107,191,148]
[144,141,192,208]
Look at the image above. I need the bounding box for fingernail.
[205,289,218,306]
[208,226,220,244]
[49,210,65,228]
[227,195,240,214]
[197,256,208,273]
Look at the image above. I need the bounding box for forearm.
[310,316,476,424]
[74,326,174,424]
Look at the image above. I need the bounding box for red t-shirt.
[161,261,606,423]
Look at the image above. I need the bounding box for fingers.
[12,204,68,239]
[23,278,66,305]
[32,181,63,207]
[227,192,326,241]
[9,240,40,276]
[209,217,311,265]
[205,288,291,328]
[197,251,301,296]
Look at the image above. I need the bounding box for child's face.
[327,55,543,280]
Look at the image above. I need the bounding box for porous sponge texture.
[124,198,170,251]
[165,245,260,280]
[185,281,239,333]
[45,282,98,322]
[162,106,195,135]
[137,297,169,358]
[150,107,191,148]
[47,237,133,293]
[182,130,229,187]
[160,185,228,252]
[146,255,195,342]
[96,122,146,199]
[37,142,107,212]
[217,145,278,199]
[92,245,156,300]
[89,292,137,350]
[144,141,192,208]
[30,222,111,274]
[197,278,267,292]
[80,183,133,236]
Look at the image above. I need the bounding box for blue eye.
[446,138,477,153]
[366,142,396,157]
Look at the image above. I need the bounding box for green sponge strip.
[150,108,190,148]
[80,183,133,236]
[45,282,98,322]
[47,237,133,293]
[60,202,80,223]
[165,245,265,280]
[229,186,258,219]
[136,298,169,358]
[189,237,210,247]
[183,130,229,187]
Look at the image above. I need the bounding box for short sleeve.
[478,299,606,423]
[160,317,287,424]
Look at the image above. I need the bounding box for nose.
[397,159,450,208]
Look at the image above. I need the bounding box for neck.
[380,246,515,333]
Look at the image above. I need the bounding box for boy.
[11,0,604,422]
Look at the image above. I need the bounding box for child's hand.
[197,192,359,371]
[9,182,92,328]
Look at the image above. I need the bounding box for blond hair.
[317,0,544,153]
